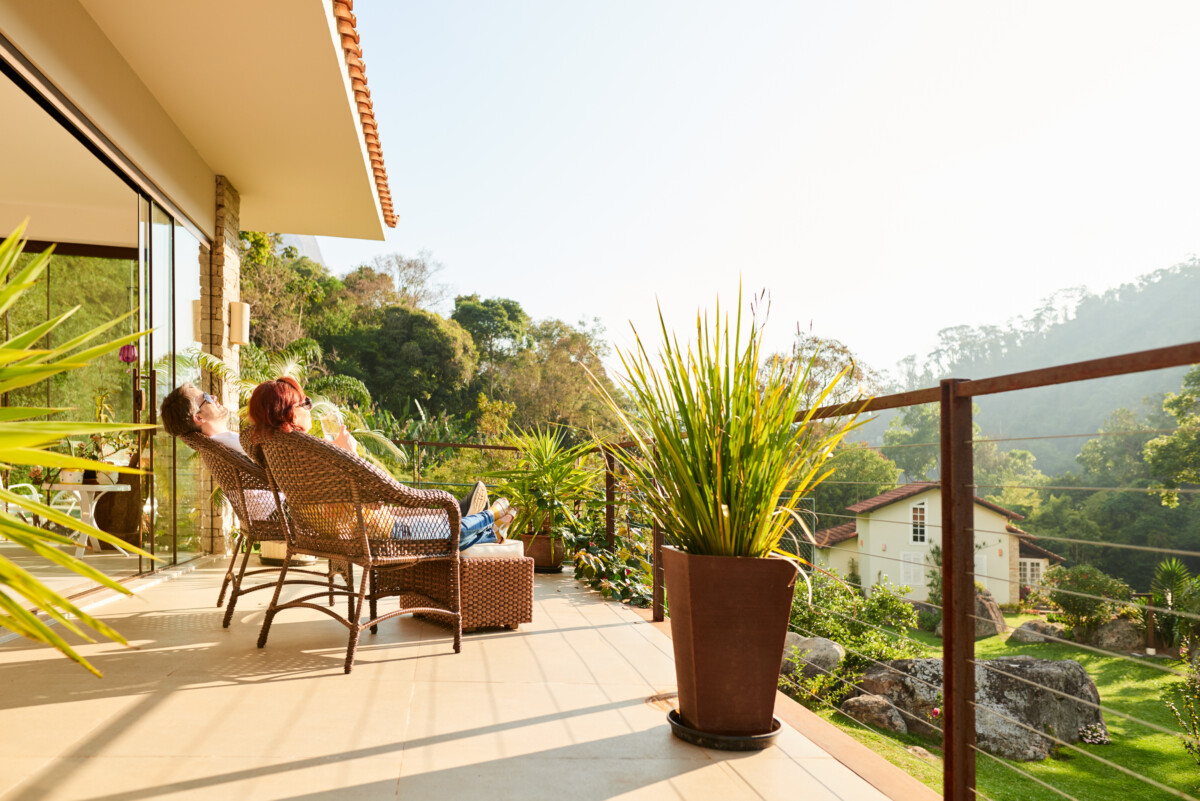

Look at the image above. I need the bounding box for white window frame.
[911,502,926,543]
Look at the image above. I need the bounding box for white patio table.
[44,483,132,558]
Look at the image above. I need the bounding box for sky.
[316,1,1200,380]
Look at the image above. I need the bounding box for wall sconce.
[229,301,250,346]
[881,543,887,552]
[998,548,1003,557]
[191,299,202,343]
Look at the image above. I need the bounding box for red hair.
[248,376,306,443]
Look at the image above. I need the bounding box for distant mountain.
[857,261,1200,475]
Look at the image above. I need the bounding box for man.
[160,383,242,453]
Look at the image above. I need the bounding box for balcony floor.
[0,562,900,800]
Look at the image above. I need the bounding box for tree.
[325,305,477,418]
[501,318,624,441]
[882,403,940,481]
[1146,365,1200,507]
[1078,407,1154,487]
[451,295,529,398]
[975,443,1046,517]
[810,442,900,522]
[1025,494,1103,565]
[766,332,882,413]
[369,251,448,310]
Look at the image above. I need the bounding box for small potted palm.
[492,428,600,572]
[591,294,862,746]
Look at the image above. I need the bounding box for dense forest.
[865,261,1200,475]
[237,233,625,446]
[818,261,1200,592]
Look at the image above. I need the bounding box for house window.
[912,503,926,543]
[901,552,923,586]
[1019,559,1044,587]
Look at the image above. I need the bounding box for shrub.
[1167,638,1200,766]
[1040,563,1133,631]
[567,522,653,608]
[784,570,923,705]
[917,609,942,632]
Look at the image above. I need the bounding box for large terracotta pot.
[662,546,797,736]
[520,532,565,573]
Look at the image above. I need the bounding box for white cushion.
[462,541,525,559]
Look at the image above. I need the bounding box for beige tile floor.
[0,563,898,800]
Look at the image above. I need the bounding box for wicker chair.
[180,433,342,628]
[254,430,463,673]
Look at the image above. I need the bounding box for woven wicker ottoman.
[377,547,534,632]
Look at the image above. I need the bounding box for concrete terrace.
[0,563,930,800]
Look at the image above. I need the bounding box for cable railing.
[384,339,1200,801]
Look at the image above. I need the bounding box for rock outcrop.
[839,694,907,733]
[935,587,1006,640]
[781,633,845,680]
[1008,619,1066,644]
[1087,619,1142,652]
[858,656,1103,761]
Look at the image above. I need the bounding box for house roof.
[1008,524,1066,563]
[844,482,1025,521]
[812,521,858,548]
[333,0,396,228]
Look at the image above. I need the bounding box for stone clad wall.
[200,175,240,554]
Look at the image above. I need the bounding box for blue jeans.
[390,510,497,551]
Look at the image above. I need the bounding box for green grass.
[820,614,1200,801]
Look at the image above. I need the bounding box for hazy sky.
[317,2,1200,379]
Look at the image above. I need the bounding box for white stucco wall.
[855,489,1019,605]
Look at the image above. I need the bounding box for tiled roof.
[844,482,1025,521]
[333,1,397,228]
[1008,524,1066,563]
[813,521,858,548]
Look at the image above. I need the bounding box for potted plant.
[492,428,600,572]
[590,295,862,746]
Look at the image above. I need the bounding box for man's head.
[161,383,230,437]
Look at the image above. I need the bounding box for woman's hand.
[332,424,355,453]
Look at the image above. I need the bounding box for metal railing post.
[941,379,975,801]
[604,450,615,549]
[652,517,664,622]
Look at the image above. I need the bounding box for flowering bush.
[1040,564,1133,631]
[1078,722,1111,745]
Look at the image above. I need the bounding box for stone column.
[200,175,241,554]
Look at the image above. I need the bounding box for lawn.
[817,614,1199,801]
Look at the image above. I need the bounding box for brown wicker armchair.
[254,430,464,673]
[180,433,343,628]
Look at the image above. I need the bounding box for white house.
[812,483,1063,605]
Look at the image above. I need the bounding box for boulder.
[781,633,845,680]
[1088,619,1142,652]
[858,656,1104,761]
[1008,619,1066,644]
[935,588,1007,640]
[839,694,907,734]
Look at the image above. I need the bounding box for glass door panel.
[173,224,204,560]
[149,203,175,564]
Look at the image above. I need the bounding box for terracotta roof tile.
[1008,524,1065,563]
[813,521,858,548]
[844,482,1025,521]
[332,0,397,228]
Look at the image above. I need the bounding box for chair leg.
[452,559,463,654]
[216,534,244,608]
[257,559,291,650]
[369,570,379,635]
[344,568,371,674]
[222,545,254,628]
[345,563,356,620]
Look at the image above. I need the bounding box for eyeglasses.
[197,392,216,410]
[295,397,313,410]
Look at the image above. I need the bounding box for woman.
[247,377,514,549]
